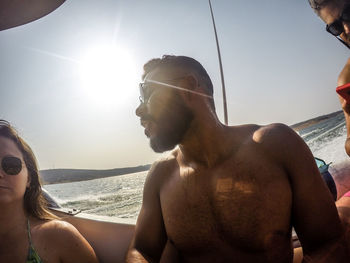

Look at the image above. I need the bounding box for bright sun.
[79,45,138,108]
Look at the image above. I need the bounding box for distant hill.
[40,164,151,185]
[40,111,344,185]
[290,110,343,131]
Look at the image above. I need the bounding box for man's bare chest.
[159,160,292,252]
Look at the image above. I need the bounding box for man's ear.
[178,74,199,104]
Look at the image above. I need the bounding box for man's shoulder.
[150,150,178,172]
[250,123,295,144]
[232,123,295,146]
[146,150,179,183]
[233,123,301,167]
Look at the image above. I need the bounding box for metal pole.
[208,0,228,125]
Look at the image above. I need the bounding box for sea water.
[299,112,348,163]
[44,112,348,219]
[44,171,147,218]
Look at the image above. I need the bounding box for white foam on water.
[45,171,147,218]
[309,131,349,164]
[303,118,348,165]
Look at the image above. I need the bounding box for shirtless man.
[126,55,347,262]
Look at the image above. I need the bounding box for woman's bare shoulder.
[32,218,99,262]
[33,219,79,238]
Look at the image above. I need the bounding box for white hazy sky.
[0,0,348,170]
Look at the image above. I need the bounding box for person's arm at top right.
[260,124,347,262]
[126,161,168,263]
[337,58,350,156]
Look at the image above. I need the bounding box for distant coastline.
[40,110,344,185]
[290,110,343,132]
[40,164,151,185]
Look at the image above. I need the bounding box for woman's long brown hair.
[0,120,56,220]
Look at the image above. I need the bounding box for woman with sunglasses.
[309,0,350,49]
[0,120,99,263]
[292,2,350,262]
[308,0,350,156]
[308,1,350,191]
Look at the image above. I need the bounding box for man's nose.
[343,21,350,35]
[135,102,146,117]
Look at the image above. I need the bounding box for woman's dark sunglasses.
[1,156,23,175]
[326,5,350,36]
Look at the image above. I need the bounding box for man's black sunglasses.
[326,5,350,36]
[138,77,213,105]
[138,77,187,104]
[1,156,23,175]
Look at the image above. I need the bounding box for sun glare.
[79,45,138,108]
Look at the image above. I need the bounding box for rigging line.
[208,0,228,125]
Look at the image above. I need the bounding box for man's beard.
[150,95,193,153]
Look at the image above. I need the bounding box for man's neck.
[178,115,236,168]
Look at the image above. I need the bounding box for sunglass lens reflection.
[327,6,350,36]
[327,21,343,36]
[2,157,22,175]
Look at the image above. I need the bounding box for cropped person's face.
[136,69,193,153]
[0,136,29,204]
[319,1,350,45]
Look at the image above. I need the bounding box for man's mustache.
[141,114,156,123]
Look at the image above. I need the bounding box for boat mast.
[208,0,228,125]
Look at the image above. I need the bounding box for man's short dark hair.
[308,0,332,11]
[142,55,214,96]
[308,0,349,14]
